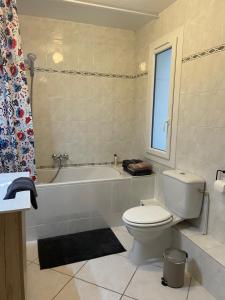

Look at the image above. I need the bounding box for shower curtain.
[0,0,36,179]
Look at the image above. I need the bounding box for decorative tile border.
[182,43,225,63]
[38,161,120,169]
[33,42,225,79]
[134,72,148,78]
[34,66,148,79]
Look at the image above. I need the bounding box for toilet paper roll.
[214,180,225,193]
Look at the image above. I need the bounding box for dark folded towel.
[125,168,152,176]
[122,159,143,169]
[122,159,152,176]
[127,162,152,171]
[4,177,38,209]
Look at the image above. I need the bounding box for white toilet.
[123,170,205,264]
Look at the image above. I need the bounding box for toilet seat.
[123,205,173,228]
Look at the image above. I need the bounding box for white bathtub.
[37,165,126,184]
[26,165,155,241]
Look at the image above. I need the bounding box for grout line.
[48,261,88,278]
[121,265,139,298]
[51,265,75,277]
[34,261,74,278]
[51,277,74,300]
[178,123,225,130]
[74,260,89,276]
[50,268,74,278]
[120,295,138,300]
[26,257,74,299]
[73,276,123,296]
[29,257,88,278]
[180,88,225,95]
[186,277,192,300]
[120,259,164,300]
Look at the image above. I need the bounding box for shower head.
[25,53,37,77]
[27,53,37,62]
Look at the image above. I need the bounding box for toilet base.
[128,228,172,265]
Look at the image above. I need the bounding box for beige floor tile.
[54,278,121,300]
[118,251,129,258]
[187,278,216,300]
[125,264,190,300]
[33,256,87,276]
[26,241,38,261]
[148,259,164,268]
[121,297,137,300]
[27,263,71,300]
[53,261,87,276]
[33,257,39,265]
[27,261,32,267]
[112,226,133,253]
[76,254,137,293]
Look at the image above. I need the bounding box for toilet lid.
[123,206,172,225]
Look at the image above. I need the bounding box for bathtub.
[36,165,126,184]
[26,165,155,241]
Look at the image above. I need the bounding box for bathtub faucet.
[52,153,69,164]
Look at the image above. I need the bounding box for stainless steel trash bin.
[161,248,188,288]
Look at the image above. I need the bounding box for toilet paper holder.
[216,170,225,180]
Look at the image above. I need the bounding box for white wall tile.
[20,15,136,167]
[135,0,225,246]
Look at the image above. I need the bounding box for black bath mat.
[38,228,126,269]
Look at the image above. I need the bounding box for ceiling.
[17,0,177,30]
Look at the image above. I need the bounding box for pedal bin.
[161,248,188,288]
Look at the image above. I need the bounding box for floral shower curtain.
[0,0,36,178]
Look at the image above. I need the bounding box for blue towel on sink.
[3,177,38,209]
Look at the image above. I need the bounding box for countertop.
[0,172,31,214]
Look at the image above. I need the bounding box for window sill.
[145,151,176,168]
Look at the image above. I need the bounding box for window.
[146,29,183,167]
[151,48,172,152]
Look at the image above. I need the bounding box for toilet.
[123,170,205,264]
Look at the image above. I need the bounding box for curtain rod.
[62,0,159,18]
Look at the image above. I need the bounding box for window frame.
[146,28,183,167]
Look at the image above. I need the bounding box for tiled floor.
[26,226,216,300]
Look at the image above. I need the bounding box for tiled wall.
[19,15,137,167]
[20,0,225,245]
[135,0,225,244]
